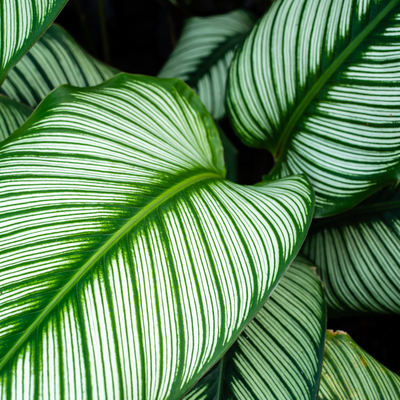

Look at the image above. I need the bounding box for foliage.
[0,0,399,399]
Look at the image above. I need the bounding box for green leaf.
[0,24,118,108]
[159,9,256,120]
[0,73,314,399]
[184,256,326,400]
[218,126,238,182]
[0,0,68,85]
[226,0,400,217]
[0,95,32,141]
[318,330,400,399]
[302,182,400,316]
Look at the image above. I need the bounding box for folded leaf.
[0,0,68,84]
[303,182,400,316]
[184,256,326,400]
[0,24,118,108]
[159,10,256,120]
[227,0,400,217]
[0,74,314,399]
[0,95,32,141]
[318,331,400,399]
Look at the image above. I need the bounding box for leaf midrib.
[186,33,248,88]
[275,0,400,158]
[0,172,221,371]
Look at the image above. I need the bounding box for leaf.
[226,0,400,217]
[318,330,400,399]
[0,73,314,399]
[302,182,400,316]
[0,24,118,108]
[0,0,68,85]
[184,256,326,400]
[0,95,32,141]
[218,126,238,182]
[159,9,256,120]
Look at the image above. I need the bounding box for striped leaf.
[0,0,67,85]
[184,256,326,400]
[227,0,400,217]
[159,9,256,120]
[0,23,118,108]
[302,182,400,316]
[0,95,32,141]
[318,330,400,399]
[0,73,314,399]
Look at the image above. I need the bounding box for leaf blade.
[0,74,314,399]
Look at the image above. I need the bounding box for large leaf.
[185,256,326,400]
[0,95,32,141]
[0,23,118,108]
[0,73,314,399]
[302,182,400,316]
[318,330,400,399]
[159,9,256,120]
[0,0,68,85]
[227,0,400,217]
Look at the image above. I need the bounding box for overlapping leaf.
[0,74,314,399]
[227,0,400,217]
[0,95,32,141]
[303,182,400,316]
[318,331,400,399]
[184,256,326,400]
[0,23,118,108]
[0,0,68,84]
[159,9,256,120]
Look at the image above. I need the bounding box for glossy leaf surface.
[227,0,400,217]
[0,0,67,84]
[159,9,255,120]
[0,24,118,108]
[318,331,400,399]
[303,182,400,316]
[0,74,314,399]
[185,256,326,400]
[0,95,32,141]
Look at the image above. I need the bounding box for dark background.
[56,0,400,374]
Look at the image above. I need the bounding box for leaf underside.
[318,331,400,399]
[303,182,400,316]
[227,0,400,217]
[185,256,326,400]
[0,74,314,399]
[0,0,68,84]
[0,95,32,141]
[0,24,118,108]
[159,9,255,120]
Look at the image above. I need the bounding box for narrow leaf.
[0,0,68,84]
[227,0,400,217]
[0,24,118,108]
[318,331,400,399]
[0,74,314,399]
[0,95,32,141]
[159,9,256,120]
[185,256,326,400]
[303,182,400,316]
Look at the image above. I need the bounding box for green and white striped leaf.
[0,23,118,108]
[0,0,68,85]
[318,331,400,399]
[302,182,400,316]
[227,0,400,217]
[159,9,256,120]
[0,95,32,141]
[185,256,326,400]
[0,73,314,399]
